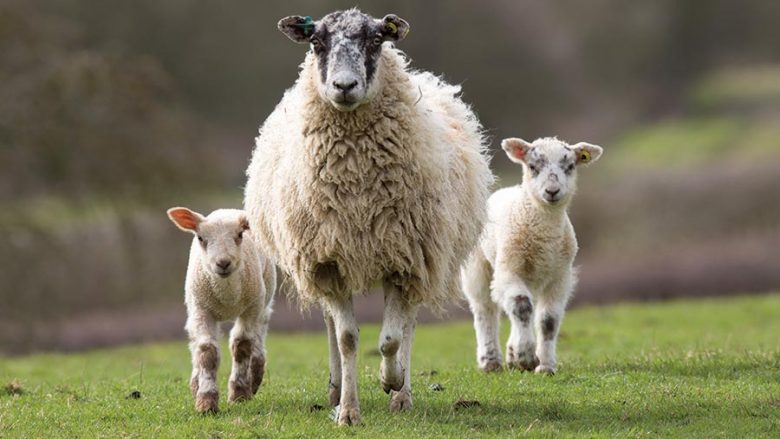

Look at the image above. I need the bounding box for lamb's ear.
[572,142,603,165]
[238,214,250,231]
[278,15,316,43]
[380,14,410,42]
[501,138,534,164]
[167,207,204,233]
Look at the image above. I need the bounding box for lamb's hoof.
[389,389,412,412]
[331,404,362,426]
[479,359,503,373]
[195,391,219,414]
[507,349,539,371]
[327,378,341,407]
[534,364,556,375]
[228,381,253,402]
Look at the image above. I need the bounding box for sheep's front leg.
[250,303,272,395]
[461,253,502,372]
[325,295,361,426]
[493,272,538,371]
[380,282,418,412]
[534,279,571,375]
[186,312,221,413]
[323,310,342,407]
[228,312,262,402]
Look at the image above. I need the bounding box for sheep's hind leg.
[324,309,342,407]
[380,281,418,412]
[462,253,502,372]
[325,295,361,426]
[186,312,221,413]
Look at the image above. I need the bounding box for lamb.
[461,137,603,375]
[167,207,276,413]
[244,9,493,425]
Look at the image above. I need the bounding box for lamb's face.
[278,9,409,112]
[167,208,250,279]
[502,137,603,207]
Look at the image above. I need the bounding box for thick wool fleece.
[245,47,493,311]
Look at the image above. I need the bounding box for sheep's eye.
[310,37,320,47]
[566,164,575,172]
[372,36,383,46]
[528,164,537,173]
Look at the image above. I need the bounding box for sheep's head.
[167,207,250,279]
[278,9,409,112]
[502,137,603,207]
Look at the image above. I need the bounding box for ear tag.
[580,150,591,163]
[385,21,398,34]
[294,16,315,36]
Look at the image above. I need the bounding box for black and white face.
[278,9,409,112]
[502,137,603,206]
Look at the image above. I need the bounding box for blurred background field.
[1,0,779,354]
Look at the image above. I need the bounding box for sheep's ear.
[167,207,204,233]
[501,138,533,164]
[278,15,317,43]
[239,215,250,231]
[572,142,603,165]
[380,14,410,42]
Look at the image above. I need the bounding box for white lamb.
[244,9,493,425]
[461,137,603,375]
[167,207,276,413]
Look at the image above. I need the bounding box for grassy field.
[1,295,779,438]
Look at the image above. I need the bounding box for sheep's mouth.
[543,195,562,205]
[329,97,360,112]
[216,269,233,278]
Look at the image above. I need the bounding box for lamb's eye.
[197,236,207,247]
[310,37,320,47]
[528,164,537,173]
[567,164,575,172]
[372,36,383,46]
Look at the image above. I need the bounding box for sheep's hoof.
[389,389,412,412]
[195,391,219,414]
[534,364,556,375]
[228,381,253,402]
[331,404,362,426]
[507,349,539,371]
[479,359,503,373]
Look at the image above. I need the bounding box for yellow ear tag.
[385,22,398,34]
[580,150,591,163]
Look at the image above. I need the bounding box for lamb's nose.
[216,259,231,270]
[333,79,358,92]
[545,188,560,197]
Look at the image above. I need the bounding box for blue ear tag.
[294,16,315,36]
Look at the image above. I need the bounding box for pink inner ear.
[509,144,526,161]
[170,209,198,231]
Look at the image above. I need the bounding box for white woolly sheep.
[244,9,493,425]
[461,137,603,375]
[167,207,276,413]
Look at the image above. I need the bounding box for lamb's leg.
[323,309,342,407]
[493,272,538,371]
[228,313,260,402]
[250,304,272,395]
[461,253,502,372]
[325,295,361,426]
[380,281,418,411]
[186,312,221,413]
[534,279,571,375]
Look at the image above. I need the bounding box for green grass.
[2,295,779,438]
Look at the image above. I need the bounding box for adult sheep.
[245,9,493,425]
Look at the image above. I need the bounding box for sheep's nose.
[333,79,358,92]
[216,259,231,270]
[545,188,560,197]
